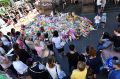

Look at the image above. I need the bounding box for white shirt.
[12,60,28,74]
[94,15,101,23]
[0,47,5,55]
[40,41,46,50]
[46,63,61,79]
[101,15,106,23]
[52,36,62,49]
[0,18,5,26]
[97,0,102,6]
[0,36,11,46]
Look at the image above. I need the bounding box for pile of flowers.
[23,13,95,41]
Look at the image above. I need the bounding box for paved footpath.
[56,11,120,79]
[1,4,120,79]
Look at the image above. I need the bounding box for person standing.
[114,0,120,5]
[94,14,101,29]
[52,31,64,54]
[71,61,87,79]
[0,31,11,48]
[101,0,106,12]
[44,33,53,51]
[66,44,85,72]
[13,43,31,64]
[108,61,120,79]
[96,0,102,14]
[27,59,50,79]
[52,0,57,15]
[86,46,102,79]
[101,13,107,28]
[46,56,63,79]
[12,54,28,75]
[111,27,120,52]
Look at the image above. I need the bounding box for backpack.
[106,57,113,70]
[28,62,51,79]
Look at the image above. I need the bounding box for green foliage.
[0,7,6,15]
[0,0,10,7]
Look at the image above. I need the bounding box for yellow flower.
[40,21,45,25]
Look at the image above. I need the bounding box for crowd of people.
[0,2,34,29]
[0,13,120,79]
[0,0,120,79]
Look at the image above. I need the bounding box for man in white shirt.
[94,15,101,29]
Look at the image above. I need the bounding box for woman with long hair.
[46,56,62,79]
[16,34,26,49]
[71,61,87,79]
[44,32,53,51]
[34,40,43,57]
[41,46,54,65]
[52,31,64,54]
[13,43,31,64]
[86,46,102,79]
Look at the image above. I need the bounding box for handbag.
[55,65,66,79]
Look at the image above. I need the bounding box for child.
[94,14,101,29]
[101,13,107,28]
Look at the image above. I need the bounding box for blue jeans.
[97,44,105,51]
[95,23,100,29]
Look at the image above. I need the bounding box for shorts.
[97,5,101,9]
